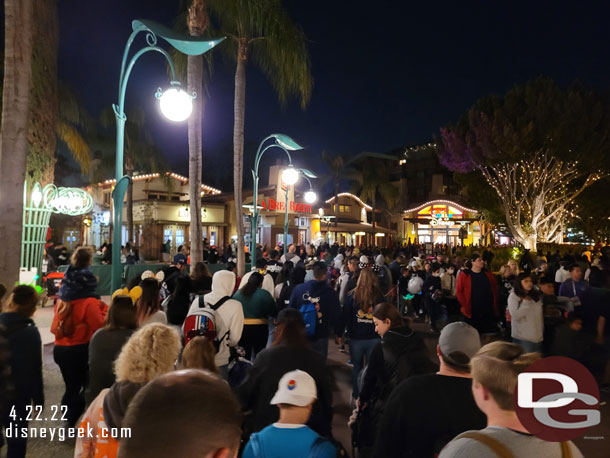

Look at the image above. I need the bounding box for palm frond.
[56,120,92,173]
[58,83,96,135]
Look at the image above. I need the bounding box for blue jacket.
[0,312,44,405]
[289,280,341,340]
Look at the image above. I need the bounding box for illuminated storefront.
[402,200,482,246]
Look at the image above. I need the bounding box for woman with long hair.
[86,295,137,404]
[507,272,543,353]
[233,272,276,360]
[237,308,333,440]
[136,278,166,326]
[339,268,383,399]
[190,261,212,294]
[181,336,219,374]
[76,323,181,458]
[274,261,294,300]
[354,302,435,455]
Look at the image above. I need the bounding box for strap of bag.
[455,432,515,458]
[211,296,231,311]
[310,436,334,458]
[560,441,573,458]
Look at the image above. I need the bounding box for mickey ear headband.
[141,270,165,283]
[111,286,142,304]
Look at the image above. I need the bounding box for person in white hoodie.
[186,270,244,378]
[507,272,543,354]
[240,258,276,297]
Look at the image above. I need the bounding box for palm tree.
[321,151,345,226]
[350,157,398,229]
[0,0,34,287]
[208,0,312,276]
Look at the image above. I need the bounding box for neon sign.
[261,198,312,213]
[429,211,453,226]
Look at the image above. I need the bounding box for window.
[339,205,351,213]
[103,192,111,206]
[149,194,158,200]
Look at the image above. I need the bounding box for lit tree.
[438,78,610,251]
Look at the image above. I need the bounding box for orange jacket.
[54,297,108,346]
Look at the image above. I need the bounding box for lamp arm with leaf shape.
[111,19,224,291]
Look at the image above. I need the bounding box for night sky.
[57,0,610,186]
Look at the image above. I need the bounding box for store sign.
[430,212,453,226]
[261,198,312,214]
[178,208,207,219]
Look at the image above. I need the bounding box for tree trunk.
[187,0,207,265]
[27,0,58,186]
[233,41,247,276]
[0,0,34,287]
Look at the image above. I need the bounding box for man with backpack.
[242,370,336,458]
[289,262,341,359]
[183,270,244,379]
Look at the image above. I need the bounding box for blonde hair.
[114,323,181,384]
[507,260,519,275]
[470,341,539,411]
[180,336,219,374]
[353,268,381,313]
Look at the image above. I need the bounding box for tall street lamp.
[281,168,317,255]
[250,134,303,266]
[111,20,223,291]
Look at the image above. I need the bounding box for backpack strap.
[454,432,515,458]
[211,296,231,311]
[310,436,334,458]
[560,441,573,458]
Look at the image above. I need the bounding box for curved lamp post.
[281,168,317,255]
[111,20,224,291]
[250,134,304,266]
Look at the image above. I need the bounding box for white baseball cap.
[270,370,317,407]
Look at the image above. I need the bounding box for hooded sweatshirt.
[186,270,244,367]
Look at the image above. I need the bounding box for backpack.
[452,431,574,458]
[50,300,75,339]
[300,292,321,338]
[182,296,230,349]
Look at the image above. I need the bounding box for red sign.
[261,198,312,214]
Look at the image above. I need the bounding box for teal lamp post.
[282,168,317,255]
[111,20,223,292]
[250,134,304,266]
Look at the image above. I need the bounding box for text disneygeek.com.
[4,424,131,442]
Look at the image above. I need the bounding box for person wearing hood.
[52,247,107,427]
[375,254,392,296]
[185,270,244,377]
[0,286,43,457]
[353,303,436,454]
[289,262,341,359]
[75,323,181,458]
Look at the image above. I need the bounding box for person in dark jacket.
[289,262,341,359]
[237,308,333,441]
[277,265,306,313]
[86,295,137,405]
[354,303,436,453]
[166,275,193,326]
[0,286,43,458]
[190,262,212,294]
[337,268,382,399]
[423,263,443,332]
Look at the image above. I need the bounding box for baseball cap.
[173,253,188,265]
[438,322,481,368]
[270,370,317,407]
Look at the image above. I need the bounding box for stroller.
[42,271,64,307]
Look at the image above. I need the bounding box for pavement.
[3,311,609,457]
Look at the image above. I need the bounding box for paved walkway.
[5,313,609,457]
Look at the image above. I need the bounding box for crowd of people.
[1,240,608,457]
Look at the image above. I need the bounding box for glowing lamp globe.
[282,166,299,186]
[159,87,193,122]
[304,190,317,204]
